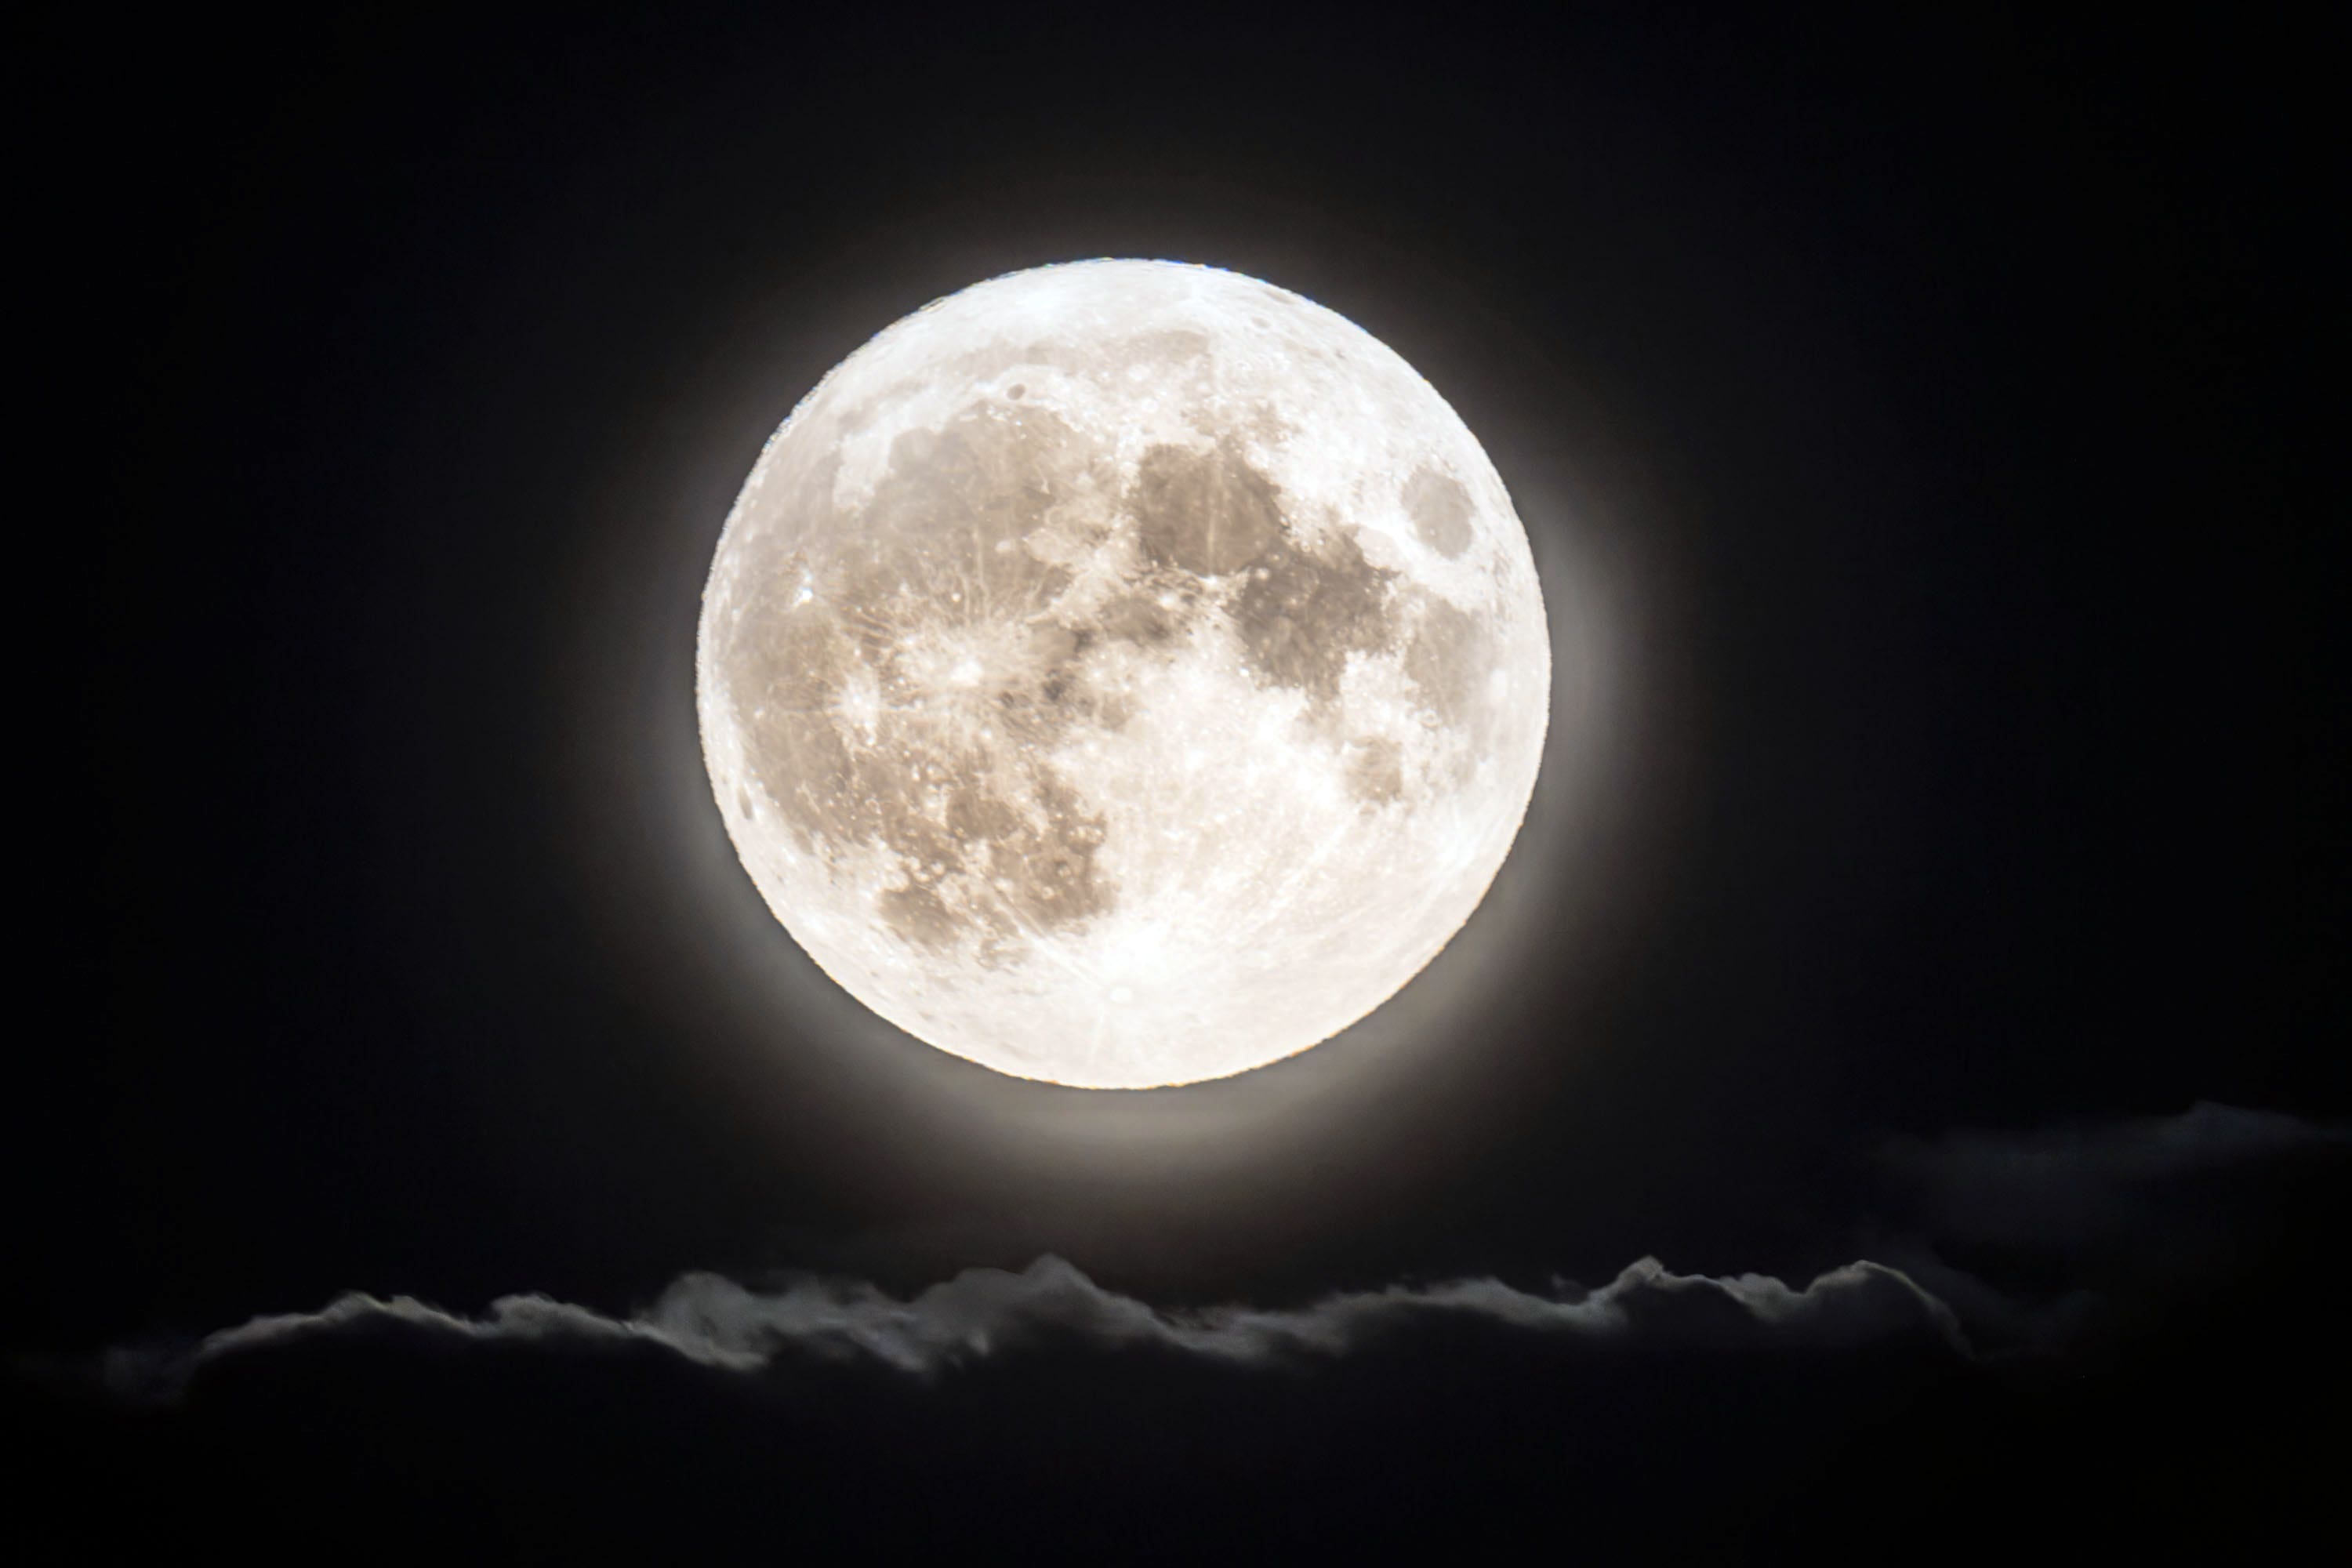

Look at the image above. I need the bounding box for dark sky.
[22,4,2342,1557]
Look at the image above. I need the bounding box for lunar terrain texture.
[699,260,1549,1087]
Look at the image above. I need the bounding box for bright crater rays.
[698,260,1548,1087]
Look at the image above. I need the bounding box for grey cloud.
[109,1251,1967,1403]
[100,1103,2339,1400]
[1871,1102,2346,1355]
[1881,1100,2346,1249]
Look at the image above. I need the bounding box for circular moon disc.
[699,260,1548,1087]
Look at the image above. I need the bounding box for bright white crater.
[699,260,1548,1087]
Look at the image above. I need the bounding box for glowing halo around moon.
[697,260,1548,1088]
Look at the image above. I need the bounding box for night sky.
[20,5,2342,1558]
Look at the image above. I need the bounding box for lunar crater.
[700,260,1548,1087]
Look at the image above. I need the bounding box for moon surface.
[698,260,1548,1088]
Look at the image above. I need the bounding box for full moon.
[698,260,1548,1087]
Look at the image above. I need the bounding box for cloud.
[89,1102,2341,1403]
[106,1251,1967,1403]
[1882,1100,2346,1248]
[1871,1102,2347,1353]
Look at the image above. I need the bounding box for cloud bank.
[96,1102,2341,1403]
[110,1252,1965,1402]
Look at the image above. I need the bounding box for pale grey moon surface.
[698,260,1549,1087]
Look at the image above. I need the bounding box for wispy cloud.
[107,1252,1966,1402]
[93,1103,2342,1402]
[1881,1100,2343,1247]
[1872,1101,2347,1352]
